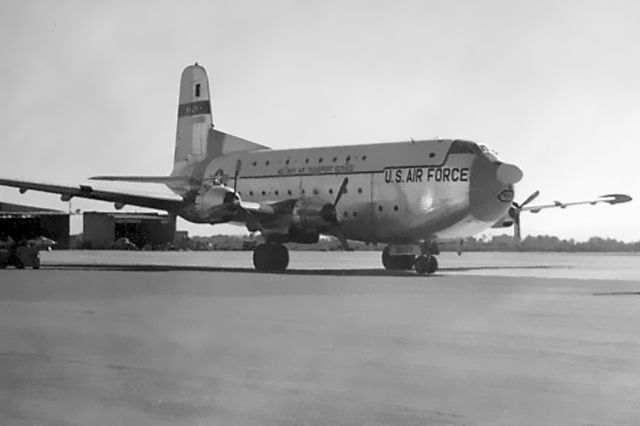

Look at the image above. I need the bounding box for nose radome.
[496,163,523,185]
[469,157,521,222]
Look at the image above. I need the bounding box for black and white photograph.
[0,1,638,424]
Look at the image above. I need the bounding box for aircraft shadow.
[42,263,558,277]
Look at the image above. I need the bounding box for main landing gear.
[413,254,438,275]
[253,243,289,272]
[381,244,439,275]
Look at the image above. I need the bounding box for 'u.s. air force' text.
[384,167,470,183]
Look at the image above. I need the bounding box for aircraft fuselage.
[176,138,517,244]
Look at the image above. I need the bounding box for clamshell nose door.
[496,163,523,185]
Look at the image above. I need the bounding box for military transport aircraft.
[0,64,632,274]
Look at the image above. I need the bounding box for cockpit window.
[448,139,502,161]
[448,140,482,155]
[478,144,500,160]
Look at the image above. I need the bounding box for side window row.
[249,155,367,167]
[240,187,365,197]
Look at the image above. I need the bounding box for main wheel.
[414,255,438,275]
[253,243,289,272]
[381,246,415,270]
[426,255,438,274]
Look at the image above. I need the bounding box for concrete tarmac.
[1,252,640,425]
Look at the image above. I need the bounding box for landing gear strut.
[253,243,289,272]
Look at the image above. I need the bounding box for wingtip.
[599,194,633,204]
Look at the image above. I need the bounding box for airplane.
[0,63,632,274]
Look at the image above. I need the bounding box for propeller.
[333,177,349,208]
[510,190,540,244]
[223,159,243,204]
[320,177,352,250]
[233,159,242,194]
[227,159,260,228]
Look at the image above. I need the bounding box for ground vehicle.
[0,245,40,269]
[113,237,137,250]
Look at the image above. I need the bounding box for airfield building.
[82,212,176,249]
[0,202,70,248]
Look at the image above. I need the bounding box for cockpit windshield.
[478,144,501,162]
[448,140,482,155]
[448,140,501,161]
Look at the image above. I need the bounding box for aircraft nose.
[468,158,521,222]
[496,163,523,185]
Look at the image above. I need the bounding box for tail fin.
[172,63,213,175]
[171,63,269,178]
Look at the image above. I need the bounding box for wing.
[0,178,185,212]
[522,193,632,214]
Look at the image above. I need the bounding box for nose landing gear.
[381,243,439,275]
[253,243,289,272]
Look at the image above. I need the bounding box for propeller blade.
[233,159,242,194]
[519,190,540,208]
[333,177,349,208]
[514,221,521,245]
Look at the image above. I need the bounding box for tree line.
[174,234,640,252]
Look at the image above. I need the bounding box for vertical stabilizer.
[172,64,213,175]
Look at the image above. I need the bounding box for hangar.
[0,202,70,248]
[82,212,176,249]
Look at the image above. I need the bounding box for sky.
[0,0,638,241]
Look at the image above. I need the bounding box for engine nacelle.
[492,217,514,228]
[180,185,238,223]
[291,198,335,231]
[288,226,320,244]
[491,206,516,228]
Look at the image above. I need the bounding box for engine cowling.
[491,206,516,228]
[286,197,338,242]
[291,198,336,230]
[288,226,320,244]
[180,185,238,223]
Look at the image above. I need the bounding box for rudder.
[173,63,213,175]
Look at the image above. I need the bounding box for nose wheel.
[253,243,289,272]
[381,244,439,275]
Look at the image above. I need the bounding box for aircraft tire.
[426,255,438,274]
[414,255,437,275]
[382,246,415,270]
[253,243,289,272]
[414,255,428,275]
